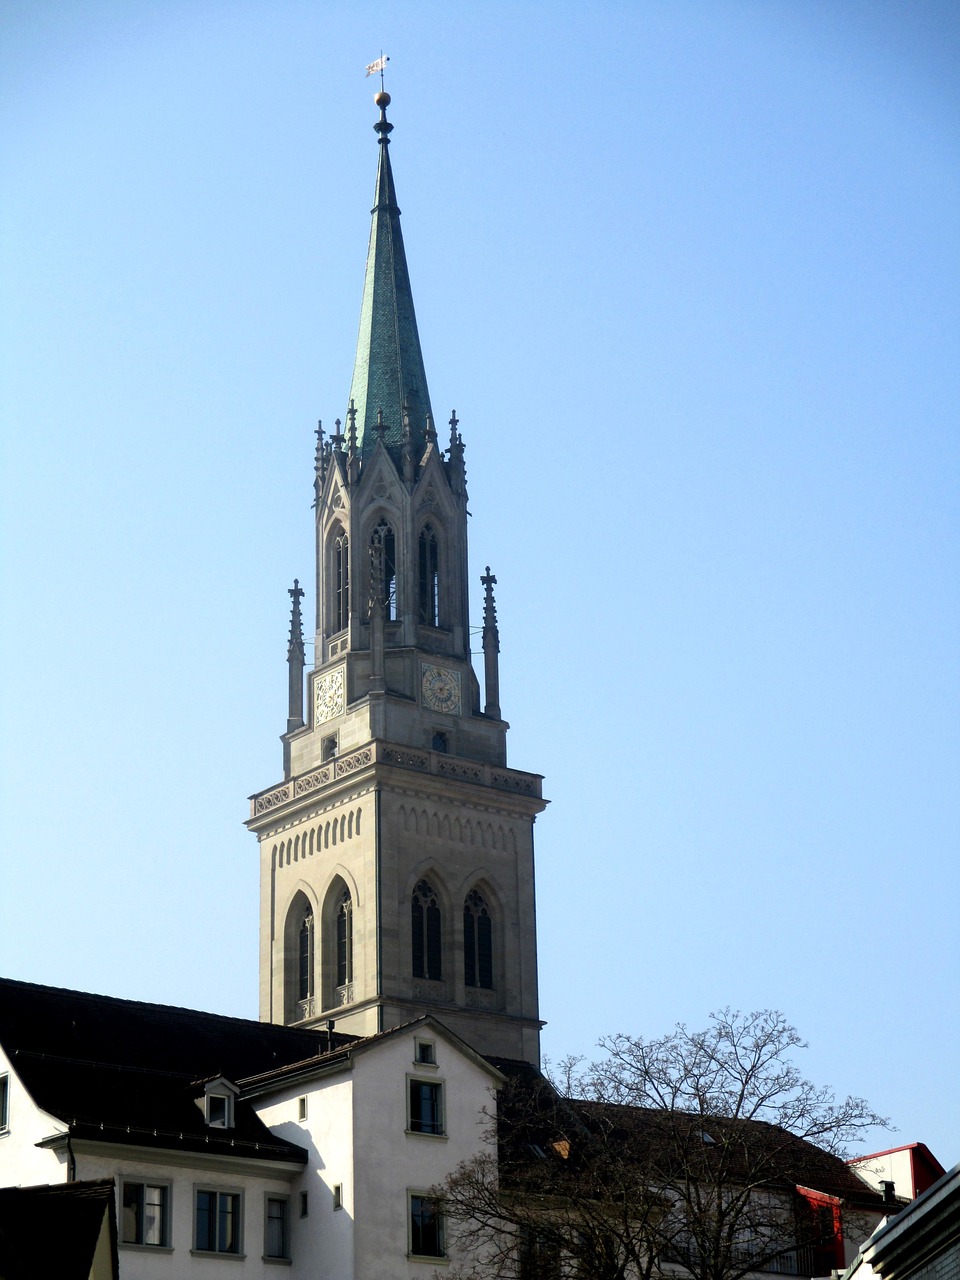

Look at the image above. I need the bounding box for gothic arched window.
[418,524,439,626]
[463,889,493,989]
[333,529,349,632]
[336,886,353,990]
[371,521,397,620]
[412,879,442,980]
[298,905,314,1004]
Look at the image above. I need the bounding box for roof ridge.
[0,975,325,1039]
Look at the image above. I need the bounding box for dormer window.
[200,1079,238,1130]
[207,1093,230,1128]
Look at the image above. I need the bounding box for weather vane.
[365,52,390,93]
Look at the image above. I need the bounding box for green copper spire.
[348,92,433,456]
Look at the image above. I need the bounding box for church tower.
[246,94,546,1065]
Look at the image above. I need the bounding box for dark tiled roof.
[492,1068,885,1212]
[0,977,358,1164]
[0,1178,117,1280]
[240,1015,503,1094]
[570,1101,886,1207]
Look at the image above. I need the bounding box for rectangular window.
[297,1095,308,1121]
[519,1227,561,1280]
[195,1189,241,1254]
[0,1075,8,1132]
[332,1184,343,1211]
[415,1039,436,1066]
[300,1192,309,1218]
[264,1197,289,1260]
[121,1181,168,1247]
[409,1080,444,1135]
[410,1194,445,1258]
[206,1092,231,1128]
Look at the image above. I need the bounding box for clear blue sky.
[2,1,958,1164]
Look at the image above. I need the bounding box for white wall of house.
[849,1149,916,1200]
[0,1049,68,1187]
[250,1024,499,1280]
[253,1072,356,1279]
[76,1146,299,1280]
[350,1026,498,1279]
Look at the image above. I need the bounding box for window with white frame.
[264,1196,290,1261]
[121,1181,169,1248]
[195,1188,242,1255]
[0,1074,8,1132]
[205,1091,232,1128]
[297,1095,308,1122]
[409,1193,445,1258]
[408,1078,444,1136]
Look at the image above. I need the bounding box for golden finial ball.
[374,91,391,108]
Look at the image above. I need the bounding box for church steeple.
[248,96,546,1066]
[347,91,433,456]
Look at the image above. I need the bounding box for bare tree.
[440,1067,666,1280]
[438,1010,889,1280]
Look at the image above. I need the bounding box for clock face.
[421,663,461,716]
[315,667,345,724]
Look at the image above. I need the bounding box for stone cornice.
[247,740,545,833]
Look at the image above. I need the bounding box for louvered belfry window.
[412,879,442,980]
[418,525,439,625]
[372,521,397,619]
[336,886,353,988]
[298,907,314,1002]
[463,889,493,989]
[334,530,349,631]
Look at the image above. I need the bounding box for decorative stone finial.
[286,578,306,733]
[481,567,501,719]
[481,568,499,630]
[314,420,327,504]
[288,579,305,647]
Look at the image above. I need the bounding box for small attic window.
[207,1093,231,1128]
[197,1078,238,1130]
[415,1039,436,1066]
[697,1129,717,1145]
